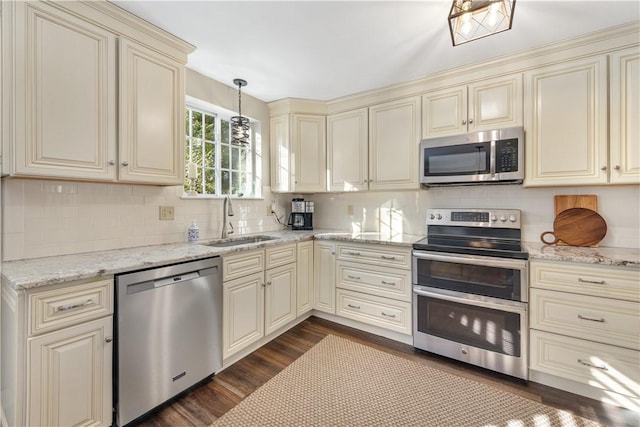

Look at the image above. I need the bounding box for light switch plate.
[159,206,175,220]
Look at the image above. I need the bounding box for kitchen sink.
[207,235,280,247]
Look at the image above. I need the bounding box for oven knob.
[499,215,506,222]
[429,214,435,220]
[491,215,497,222]
[436,214,442,220]
[509,215,517,222]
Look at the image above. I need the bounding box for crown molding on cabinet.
[268,98,328,116]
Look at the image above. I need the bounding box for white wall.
[309,184,640,249]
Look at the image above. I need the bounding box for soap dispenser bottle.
[188,220,200,243]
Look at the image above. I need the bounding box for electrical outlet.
[159,206,175,220]
[267,205,273,216]
[347,205,354,215]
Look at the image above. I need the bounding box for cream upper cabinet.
[369,96,421,190]
[2,1,117,180]
[524,56,608,186]
[610,48,640,184]
[1,1,193,184]
[326,108,369,192]
[118,38,185,185]
[422,74,522,138]
[270,114,326,192]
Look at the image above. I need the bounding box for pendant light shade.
[231,78,250,147]
[448,0,516,46]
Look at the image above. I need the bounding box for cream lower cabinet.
[222,244,298,359]
[422,73,523,138]
[296,240,314,316]
[529,260,640,407]
[335,242,412,335]
[1,277,114,427]
[1,1,193,184]
[313,240,336,314]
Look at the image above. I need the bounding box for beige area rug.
[212,335,602,426]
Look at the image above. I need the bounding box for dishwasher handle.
[125,265,219,295]
[154,272,200,288]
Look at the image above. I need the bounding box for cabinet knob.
[122,161,129,167]
[108,160,116,166]
[600,166,607,171]
[105,337,113,343]
[462,119,467,125]
[468,119,473,124]
[614,165,621,170]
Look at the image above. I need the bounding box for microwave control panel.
[496,139,519,172]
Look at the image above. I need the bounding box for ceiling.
[112,1,640,103]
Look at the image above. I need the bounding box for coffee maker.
[288,198,313,230]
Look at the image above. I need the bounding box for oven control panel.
[426,209,521,229]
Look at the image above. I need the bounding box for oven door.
[413,286,528,380]
[412,251,528,302]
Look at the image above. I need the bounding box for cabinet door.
[422,86,466,138]
[265,263,297,335]
[27,316,113,427]
[291,114,326,192]
[468,74,523,132]
[296,241,314,316]
[610,48,640,184]
[119,38,185,185]
[369,97,421,190]
[524,56,608,186]
[223,272,264,359]
[314,241,336,314]
[7,1,117,180]
[327,108,369,191]
[270,115,292,192]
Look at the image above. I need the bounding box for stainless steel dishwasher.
[114,257,222,426]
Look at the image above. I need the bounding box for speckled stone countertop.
[1,230,424,290]
[524,241,640,269]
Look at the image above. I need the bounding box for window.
[184,100,260,197]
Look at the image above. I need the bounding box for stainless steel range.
[412,208,529,380]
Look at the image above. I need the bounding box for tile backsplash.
[2,179,289,261]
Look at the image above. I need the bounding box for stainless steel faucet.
[221,195,235,238]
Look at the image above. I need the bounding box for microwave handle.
[412,251,527,270]
[490,139,496,177]
[413,287,527,314]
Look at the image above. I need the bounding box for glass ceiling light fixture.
[448,0,516,46]
[231,78,250,147]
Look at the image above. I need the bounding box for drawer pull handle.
[347,275,361,280]
[381,280,396,286]
[381,255,396,260]
[346,251,361,256]
[578,278,606,285]
[347,304,361,309]
[381,312,396,318]
[578,314,605,323]
[578,359,608,371]
[56,299,94,312]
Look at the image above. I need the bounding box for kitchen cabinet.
[524,56,608,186]
[529,260,640,406]
[0,1,193,184]
[335,242,412,335]
[270,114,326,192]
[421,74,522,138]
[296,240,314,315]
[368,96,421,190]
[313,240,336,314]
[222,244,297,359]
[326,108,369,192]
[1,277,114,427]
[610,47,640,184]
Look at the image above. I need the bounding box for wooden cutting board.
[541,207,607,247]
[554,195,598,216]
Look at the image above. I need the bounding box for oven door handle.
[413,287,527,314]
[412,251,527,270]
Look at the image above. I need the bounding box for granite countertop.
[1,229,424,290]
[524,241,640,269]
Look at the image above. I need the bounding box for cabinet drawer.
[530,288,640,350]
[336,243,411,270]
[265,243,296,269]
[530,330,640,399]
[531,260,640,302]
[336,289,412,335]
[223,250,265,281]
[28,278,113,336]
[336,261,411,302]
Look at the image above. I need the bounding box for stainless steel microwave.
[420,127,524,187]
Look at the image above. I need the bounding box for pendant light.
[231,78,250,146]
[448,0,516,46]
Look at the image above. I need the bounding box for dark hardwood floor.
[130,317,638,427]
